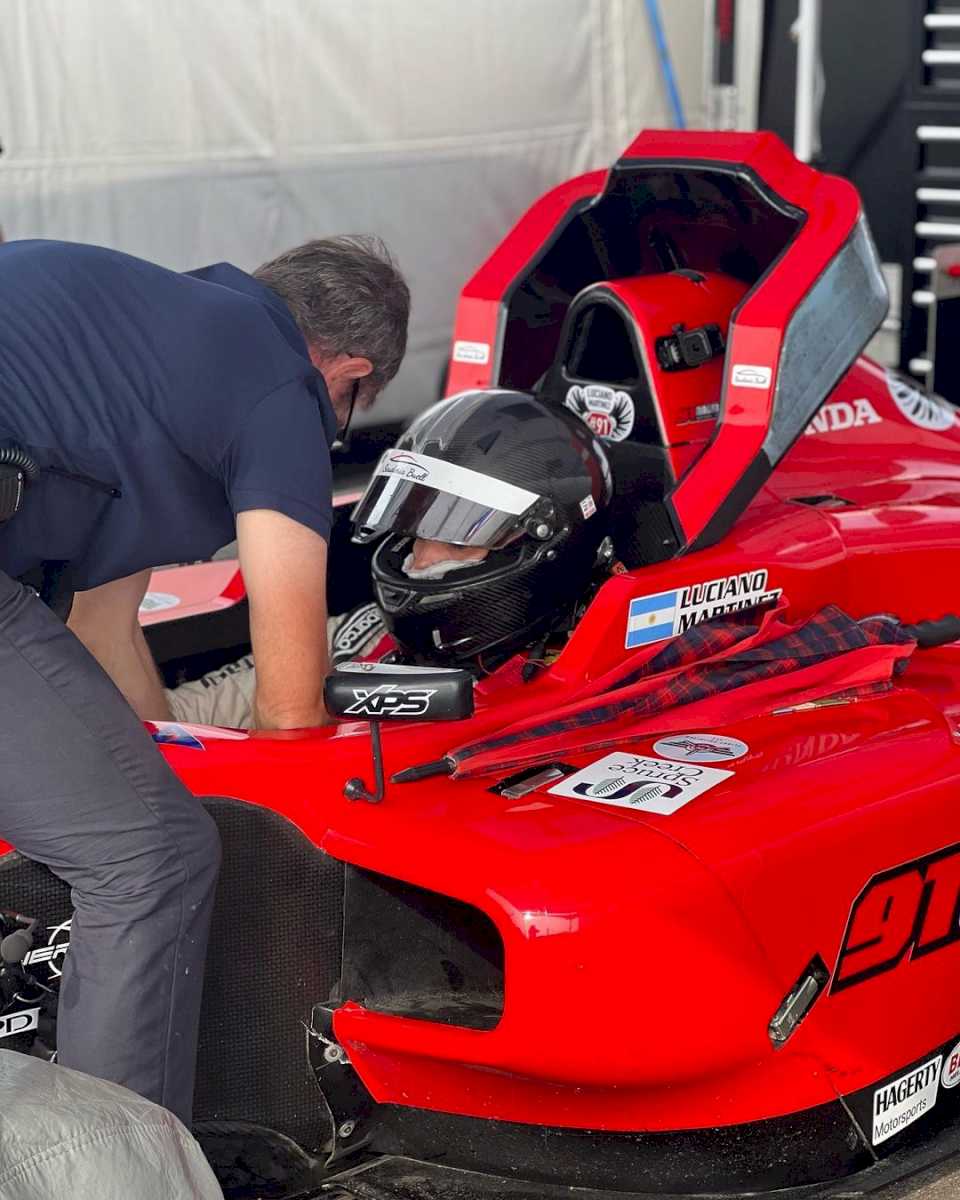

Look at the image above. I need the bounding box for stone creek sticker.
[565,384,635,441]
[872,1056,941,1145]
[625,570,781,649]
[653,734,749,763]
[547,751,732,815]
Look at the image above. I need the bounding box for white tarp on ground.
[0,0,706,425]
[0,1051,221,1199]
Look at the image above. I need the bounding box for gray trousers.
[0,570,220,1125]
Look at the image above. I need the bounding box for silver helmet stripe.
[364,472,403,528]
[374,449,539,515]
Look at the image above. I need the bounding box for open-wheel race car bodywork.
[4,130,960,1199]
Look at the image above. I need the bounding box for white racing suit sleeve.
[328,601,389,666]
[166,654,257,729]
[165,603,388,729]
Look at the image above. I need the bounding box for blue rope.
[644,0,686,129]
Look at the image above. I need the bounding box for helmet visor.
[353,449,541,549]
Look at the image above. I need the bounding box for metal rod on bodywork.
[344,723,388,803]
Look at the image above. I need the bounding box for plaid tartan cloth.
[447,604,915,777]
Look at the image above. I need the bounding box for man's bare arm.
[68,568,173,720]
[236,509,330,729]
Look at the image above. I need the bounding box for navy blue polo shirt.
[0,239,337,589]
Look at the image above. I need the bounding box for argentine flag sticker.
[625,590,679,649]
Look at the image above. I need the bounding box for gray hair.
[254,235,410,401]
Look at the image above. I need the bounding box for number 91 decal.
[832,842,960,992]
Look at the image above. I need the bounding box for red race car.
[4,130,960,1200]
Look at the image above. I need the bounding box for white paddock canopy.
[0,0,707,426]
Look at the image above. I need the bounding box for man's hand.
[236,509,330,729]
[68,568,173,721]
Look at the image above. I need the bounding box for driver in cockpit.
[167,387,615,727]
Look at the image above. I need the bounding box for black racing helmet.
[352,389,613,668]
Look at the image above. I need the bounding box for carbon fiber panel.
[194,798,343,1152]
[0,797,344,1154]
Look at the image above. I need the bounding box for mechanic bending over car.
[168,388,615,727]
[167,537,490,727]
[0,236,409,1124]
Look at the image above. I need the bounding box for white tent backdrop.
[0,0,708,424]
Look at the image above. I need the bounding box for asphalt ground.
[872,1159,960,1199]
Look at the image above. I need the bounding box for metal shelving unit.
[900,5,960,381]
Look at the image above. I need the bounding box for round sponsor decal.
[139,591,181,614]
[653,733,749,763]
[886,370,956,432]
[565,384,635,442]
[942,1042,960,1089]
